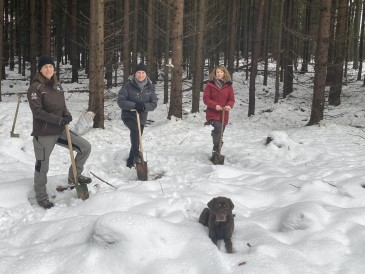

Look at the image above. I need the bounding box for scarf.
[135,78,147,90]
[215,79,224,89]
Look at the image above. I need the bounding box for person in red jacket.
[203,65,235,162]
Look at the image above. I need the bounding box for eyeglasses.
[42,65,54,70]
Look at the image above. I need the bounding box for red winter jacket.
[203,80,235,125]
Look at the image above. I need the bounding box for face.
[135,71,147,82]
[215,68,224,80]
[40,64,54,79]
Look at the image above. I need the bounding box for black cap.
[38,55,55,72]
[135,63,148,73]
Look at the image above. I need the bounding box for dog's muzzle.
[216,213,227,222]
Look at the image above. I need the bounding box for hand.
[60,115,72,125]
[135,102,146,113]
[215,105,222,111]
[224,105,232,111]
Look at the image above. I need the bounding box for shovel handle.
[218,110,225,155]
[11,94,21,133]
[65,124,78,186]
[131,109,144,154]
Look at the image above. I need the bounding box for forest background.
[0,0,364,128]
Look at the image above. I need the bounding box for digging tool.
[133,109,148,181]
[65,124,89,200]
[10,94,22,137]
[212,110,225,165]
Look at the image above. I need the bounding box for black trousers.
[123,117,145,161]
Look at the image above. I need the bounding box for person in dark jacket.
[117,63,158,168]
[203,65,235,162]
[27,55,92,209]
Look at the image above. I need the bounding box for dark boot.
[210,151,218,163]
[211,132,220,153]
[37,199,54,209]
[126,157,134,168]
[210,132,220,162]
[126,149,134,168]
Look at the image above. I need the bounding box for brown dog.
[199,196,234,253]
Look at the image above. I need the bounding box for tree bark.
[29,0,37,78]
[283,0,294,98]
[123,0,130,82]
[191,0,206,113]
[300,0,313,73]
[0,0,3,101]
[275,0,285,103]
[147,0,156,83]
[357,0,365,81]
[328,0,348,106]
[307,0,332,126]
[168,0,184,119]
[248,0,264,117]
[227,0,238,77]
[131,0,139,72]
[69,0,79,83]
[88,0,105,128]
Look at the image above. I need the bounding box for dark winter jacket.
[27,73,71,136]
[203,80,235,125]
[117,76,158,125]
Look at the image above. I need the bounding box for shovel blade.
[76,183,89,200]
[10,131,19,138]
[136,161,148,181]
[212,153,225,165]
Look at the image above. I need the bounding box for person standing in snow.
[117,63,158,168]
[203,65,235,162]
[27,55,92,209]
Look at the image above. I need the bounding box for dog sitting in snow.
[199,196,235,253]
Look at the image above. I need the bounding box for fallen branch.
[90,171,117,189]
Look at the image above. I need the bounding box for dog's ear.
[207,198,216,209]
[228,198,234,210]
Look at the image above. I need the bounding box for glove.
[60,115,72,125]
[135,102,146,113]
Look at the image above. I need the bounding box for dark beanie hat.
[38,55,55,71]
[135,62,147,73]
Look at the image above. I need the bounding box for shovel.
[133,110,148,181]
[212,110,225,165]
[10,94,22,137]
[65,124,89,200]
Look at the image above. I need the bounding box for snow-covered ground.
[1,63,365,274]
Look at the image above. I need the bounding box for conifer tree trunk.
[0,0,3,102]
[248,0,264,117]
[163,2,171,104]
[147,0,156,83]
[300,0,312,73]
[123,0,130,82]
[131,0,139,72]
[357,1,365,81]
[89,0,105,128]
[69,0,79,83]
[307,0,332,126]
[352,0,361,70]
[191,0,206,113]
[275,0,285,103]
[227,0,238,77]
[168,0,184,119]
[283,0,294,98]
[328,0,348,106]
[29,0,37,78]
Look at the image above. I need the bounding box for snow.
[1,63,365,274]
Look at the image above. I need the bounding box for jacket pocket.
[33,138,45,161]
